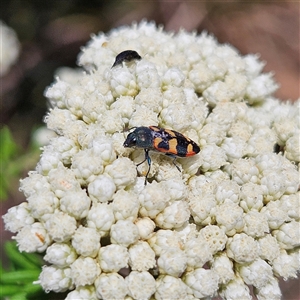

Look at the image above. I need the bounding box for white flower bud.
[285,133,300,162]
[60,189,91,220]
[147,229,182,256]
[99,244,129,272]
[199,225,227,254]
[212,200,244,236]
[37,266,73,293]
[65,285,97,300]
[258,235,280,262]
[86,202,115,236]
[27,189,59,219]
[128,241,156,271]
[246,73,278,103]
[71,149,104,184]
[279,193,300,220]
[155,275,189,300]
[71,226,100,257]
[112,190,139,221]
[227,158,259,185]
[70,257,101,287]
[199,144,227,172]
[261,200,288,229]
[2,202,34,233]
[184,268,219,298]
[105,157,137,188]
[219,275,251,300]
[239,182,264,212]
[157,248,187,277]
[139,181,171,218]
[110,220,139,247]
[136,61,161,89]
[272,250,299,280]
[227,233,259,263]
[126,271,156,299]
[44,211,77,242]
[88,175,116,203]
[44,243,77,267]
[47,164,81,198]
[109,67,138,97]
[155,200,190,229]
[239,258,273,288]
[211,253,234,284]
[243,210,269,238]
[19,171,51,197]
[273,220,300,250]
[13,222,51,253]
[215,179,240,204]
[254,277,281,300]
[184,237,213,270]
[95,273,128,300]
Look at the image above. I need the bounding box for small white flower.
[95,273,128,300]
[88,174,116,202]
[44,242,77,267]
[71,226,101,257]
[219,275,251,300]
[36,265,73,293]
[13,222,51,253]
[155,275,189,300]
[212,200,244,236]
[254,277,281,300]
[86,202,115,236]
[184,237,213,270]
[211,253,235,284]
[105,157,137,188]
[3,202,34,233]
[134,217,156,240]
[184,268,219,298]
[65,285,97,300]
[273,220,300,250]
[148,229,182,256]
[111,189,139,221]
[126,271,156,299]
[243,210,269,238]
[199,225,227,254]
[157,248,187,277]
[110,219,139,247]
[227,233,259,263]
[128,241,156,271]
[70,257,101,287]
[258,234,281,262]
[99,244,129,272]
[239,258,273,289]
[155,200,190,229]
[44,211,77,243]
[286,133,300,162]
[272,250,299,280]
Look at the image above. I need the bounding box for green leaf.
[4,242,41,270]
[0,126,18,162]
[0,269,40,284]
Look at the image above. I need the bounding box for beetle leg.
[165,154,181,172]
[136,149,151,185]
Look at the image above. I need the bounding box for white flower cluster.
[3,21,300,300]
[0,20,20,76]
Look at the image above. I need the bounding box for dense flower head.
[3,21,300,299]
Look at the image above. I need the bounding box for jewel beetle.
[112,50,141,68]
[123,126,200,184]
